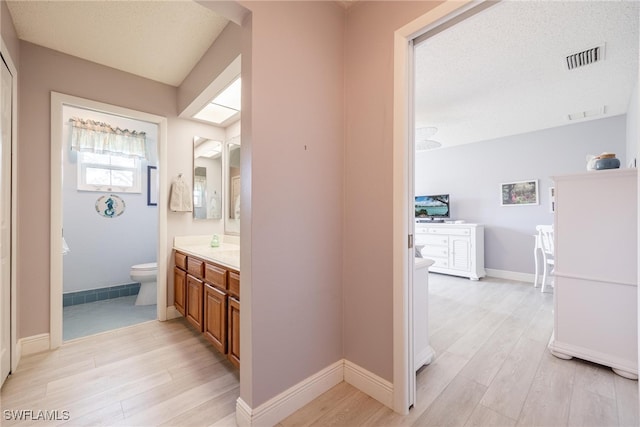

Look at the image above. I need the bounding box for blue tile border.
[63,283,141,307]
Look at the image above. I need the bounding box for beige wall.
[237,1,345,408]
[178,21,242,115]
[17,41,225,338]
[1,1,20,65]
[343,1,441,382]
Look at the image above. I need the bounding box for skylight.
[194,77,241,125]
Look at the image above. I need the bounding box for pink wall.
[239,1,345,407]
[343,1,443,382]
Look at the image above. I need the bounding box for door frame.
[50,92,168,349]
[391,0,484,413]
[0,38,19,374]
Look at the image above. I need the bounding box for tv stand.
[415,223,485,280]
[417,218,445,223]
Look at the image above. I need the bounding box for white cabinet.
[414,258,435,371]
[549,169,638,379]
[415,223,485,280]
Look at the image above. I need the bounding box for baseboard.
[235,360,343,427]
[344,359,394,408]
[18,333,50,357]
[485,268,535,283]
[165,305,182,320]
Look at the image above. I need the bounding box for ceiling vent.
[566,44,605,70]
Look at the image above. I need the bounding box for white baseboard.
[344,359,394,408]
[235,358,394,426]
[236,360,343,427]
[165,305,182,320]
[485,268,535,283]
[18,333,50,358]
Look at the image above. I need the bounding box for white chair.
[534,225,554,292]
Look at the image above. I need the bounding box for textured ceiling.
[415,1,639,148]
[6,0,229,87]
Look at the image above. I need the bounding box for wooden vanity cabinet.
[174,267,186,316]
[186,274,204,332]
[174,250,240,368]
[204,284,227,353]
[227,296,240,368]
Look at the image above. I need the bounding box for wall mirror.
[225,138,241,235]
[193,136,223,220]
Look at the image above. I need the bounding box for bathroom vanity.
[173,236,240,368]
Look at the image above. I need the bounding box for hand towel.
[170,175,193,212]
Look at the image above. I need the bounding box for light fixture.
[415,126,442,151]
[194,77,241,125]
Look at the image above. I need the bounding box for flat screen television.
[415,194,450,220]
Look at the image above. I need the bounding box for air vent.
[566,44,605,70]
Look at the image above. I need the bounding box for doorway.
[50,93,168,348]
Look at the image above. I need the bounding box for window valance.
[69,117,148,160]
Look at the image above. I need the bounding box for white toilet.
[130,262,157,306]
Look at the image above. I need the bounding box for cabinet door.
[449,237,471,271]
[227,297,240,368]
[174,267,187,316]
[186,275,204,331]
[204,284,227,354]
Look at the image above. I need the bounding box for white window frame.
[77,151,142,193]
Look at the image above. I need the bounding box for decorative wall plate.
[95,194,125,218]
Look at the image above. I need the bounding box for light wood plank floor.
[0,318,239,426]
[1,275,638,426]
[279,274,639,427]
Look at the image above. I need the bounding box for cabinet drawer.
[228,271,240,299]
[175,251,187,270]
[428,227,470,236]
[431,258,449,268]
[421,245,448,258]
[187,257,204,278]
[416,235,448,246]
[205,263,227,290]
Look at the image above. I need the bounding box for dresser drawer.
[416,234,448,246]
[431,258,449,268]
[175,251,187,270]
[205,263,227,290]
[187,257,204,278]
[428,227,470,236]
[228,271,240,299]
[421,245,449,259]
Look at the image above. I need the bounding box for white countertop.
[174,235,240,271]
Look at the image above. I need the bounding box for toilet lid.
[132,262,157,271]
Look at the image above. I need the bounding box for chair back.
[536,225,554,256]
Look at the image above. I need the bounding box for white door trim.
[49,92,168,349]
[0,38,19,374]
[392,0,483,413]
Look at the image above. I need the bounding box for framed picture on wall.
[500,180,538,206]
[147,165,158,206]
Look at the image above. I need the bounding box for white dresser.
[549,169,638,379]
[415,223,485,280]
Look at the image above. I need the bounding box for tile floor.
[63,295,157,341]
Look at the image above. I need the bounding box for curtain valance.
[69,117,148,160]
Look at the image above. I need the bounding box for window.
[77,152,142,193]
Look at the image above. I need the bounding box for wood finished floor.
[1,274,637,426]
[278,274,639,427]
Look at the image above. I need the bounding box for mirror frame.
[224,137,241,235]
[193,136,223,221]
